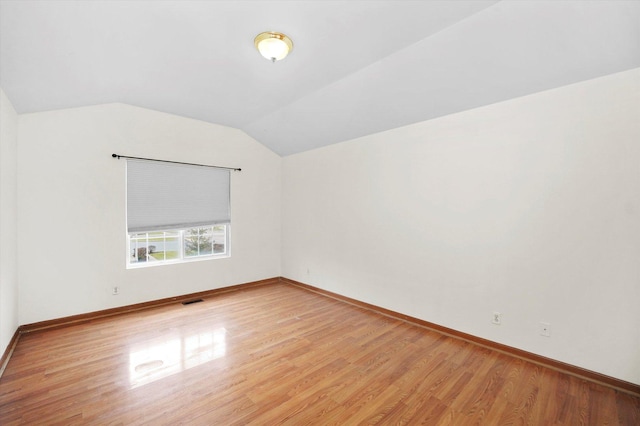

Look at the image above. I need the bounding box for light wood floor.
[1,283,638,425]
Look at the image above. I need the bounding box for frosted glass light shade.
[254,32,293,62]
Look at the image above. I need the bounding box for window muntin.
[128,224,229,267]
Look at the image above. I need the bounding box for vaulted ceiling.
[1,1,639,156]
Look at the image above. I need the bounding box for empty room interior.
[1,1,639,424]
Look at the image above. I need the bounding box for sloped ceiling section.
[1,1,639,156]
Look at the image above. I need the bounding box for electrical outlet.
[492,311,502,325]
[539,322,551,337]
[112,286,119,295]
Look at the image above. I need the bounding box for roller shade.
[126,159,230,232]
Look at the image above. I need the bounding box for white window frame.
[127,223,230,268]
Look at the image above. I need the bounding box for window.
[128,225,229,265]
[126,160,230,268]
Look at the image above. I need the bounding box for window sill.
[126,253,230,269]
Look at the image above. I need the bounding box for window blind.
[126,159,230,233]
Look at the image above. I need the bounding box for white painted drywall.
[282,68,640,384]
[0,88,19,355]
[17,103,281,324]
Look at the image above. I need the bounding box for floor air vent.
[182,299,204,305]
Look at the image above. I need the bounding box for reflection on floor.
[129,328,227,388]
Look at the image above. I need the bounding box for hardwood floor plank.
[616,391,640,425]
[1,282,638,425]
[454,356,508,422]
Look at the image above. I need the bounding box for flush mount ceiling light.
[254,31,293,62]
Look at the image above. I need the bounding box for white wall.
[282,68,640,385]
[18,103,281,324]
[0,88,19,355]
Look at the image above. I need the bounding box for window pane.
[130,233,149,263]
[146,232,163,262]
[164,232,180,260]
[199,227,214,256]
[213,225,226,254]
[184,226,215,257]
[146,231,180,262]
[184,228,201,257]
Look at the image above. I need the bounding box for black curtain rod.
[111,154,241,172]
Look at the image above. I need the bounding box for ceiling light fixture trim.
[254,31,293,62]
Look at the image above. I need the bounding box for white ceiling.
[1,1,639,156]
